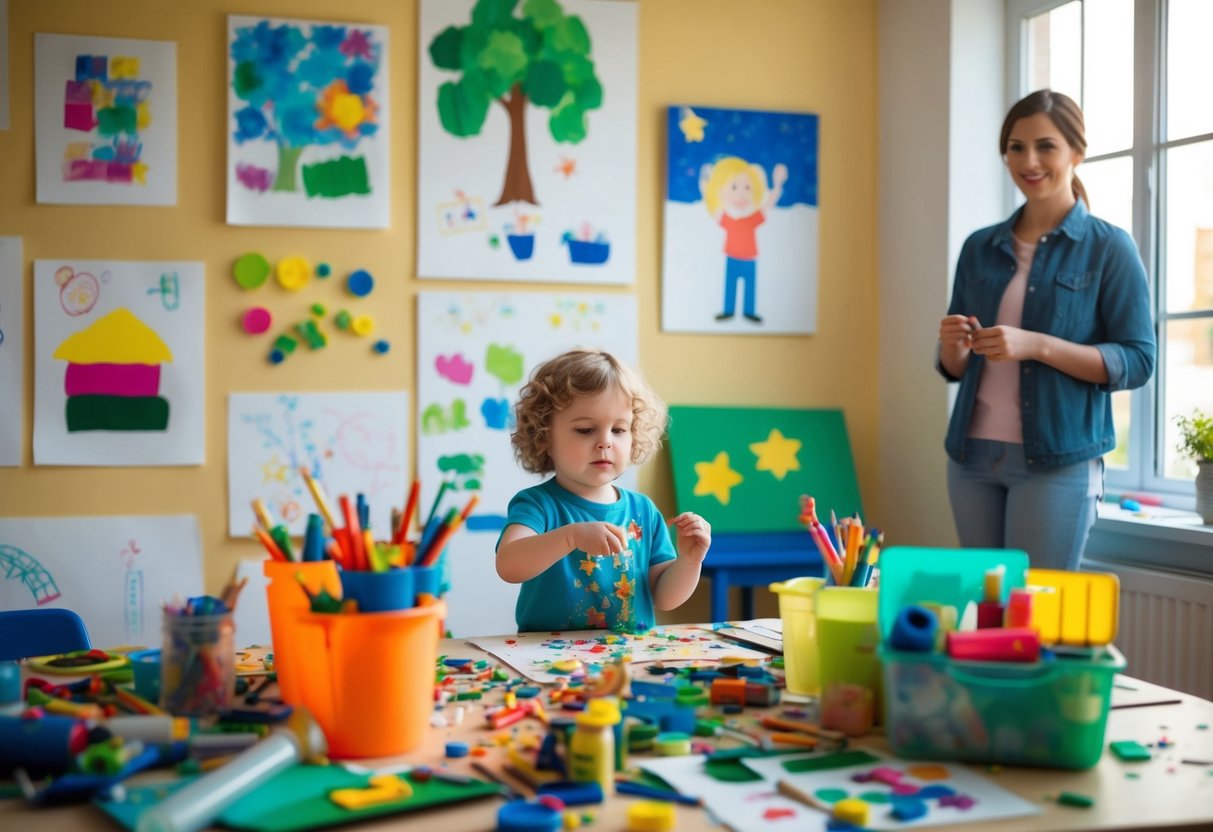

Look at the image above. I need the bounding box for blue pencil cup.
[128,648,162,703]
[340,569,416,613]
[412,563,442,601]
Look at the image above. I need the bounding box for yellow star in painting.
[693,451,744,505]
[678,106,707,142]
[750,429,802,481]
[579,558,597,577]
[261,455,288,483]
[614,574,635,601]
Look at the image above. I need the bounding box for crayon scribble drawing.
[416,0,636,283]
[0,544,63,605]
[416,291,636,637]
[34,260,205,466]
[0,516,204,649]
[227,16,390,229]
[34,33,177,206]
[0,237,22,466]
[662,106,819,335]
[226,392,409,537]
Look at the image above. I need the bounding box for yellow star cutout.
[614,574,635,600]
[579,558,597,577]
[261,455,288,483]
[678,106,707,142]
[693,451,744,505]
[750,428,802,480]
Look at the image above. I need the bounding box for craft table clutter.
[2,620,1212,832]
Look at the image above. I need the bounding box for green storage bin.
[877,546,1123,768]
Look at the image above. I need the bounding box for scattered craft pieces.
[347,269,374,297]
[1110,740,1152,761]
[330,774,413,810]
[276,256,312,291]
[233,253,270,290]
[1057,791,1094,808]
[242,307,271,334]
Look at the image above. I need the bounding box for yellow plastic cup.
[263,560,341,706]
[769,577,825,696]
[816,587,882,736]
[293,599,445,758]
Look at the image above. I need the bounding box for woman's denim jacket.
[940,200,1156,469]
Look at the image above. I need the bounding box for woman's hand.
[669,512,711,564]
[970,324,1040,361]
[939,314,976,350]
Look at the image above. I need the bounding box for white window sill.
[1088,503,1213,576]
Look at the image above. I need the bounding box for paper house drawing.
[52,307,173,431]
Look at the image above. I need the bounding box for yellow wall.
[0,0,878,623]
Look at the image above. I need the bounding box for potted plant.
[1174,409,1213,524]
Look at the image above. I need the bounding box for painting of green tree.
[428,0,604,207]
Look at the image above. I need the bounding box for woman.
[938,89,1155,571]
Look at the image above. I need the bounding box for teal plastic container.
[877,546,1124,769]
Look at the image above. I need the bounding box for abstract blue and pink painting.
[416,291,636,635]
[226,15,390,228]
[662,106,819,335]
[226,392,409,538]
[34,33,177,205]
[416,0,636,284]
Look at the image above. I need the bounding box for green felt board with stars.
[93,765,502,832]
[667,406,862,533]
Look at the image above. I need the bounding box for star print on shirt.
[627,520,643,541]
[579,558,597,576]
[749,428,803,480]
[614,574,635,601]
[585,608,607,628]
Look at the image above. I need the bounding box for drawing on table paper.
[34,33,177,205]
[227,392,409,537]
[227,15,390,228]
[0,516,204,648]
[34,260,205,466]
[663,105,819,335]
[417,0,636,283]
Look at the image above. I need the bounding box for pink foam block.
[946,627,1040,663]
[64,363,161,397]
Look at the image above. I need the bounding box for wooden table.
[3,630,1212,832]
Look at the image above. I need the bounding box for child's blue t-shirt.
[498,477,676,633]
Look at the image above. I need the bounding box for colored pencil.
[393,480,421,545]
[298,467,339,532]
[251,498,274,531]
[424,477,454,529]
[253,527,288,562]
[339,494,366,571]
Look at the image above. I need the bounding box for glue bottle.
[568,697,621,794]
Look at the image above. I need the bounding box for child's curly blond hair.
[512,349,668,475]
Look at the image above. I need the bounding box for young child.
[496,349,711,632]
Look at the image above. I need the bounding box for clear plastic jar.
[160,611,235,716]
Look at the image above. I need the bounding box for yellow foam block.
[329,774,413,810]
[1026,568,1119,646]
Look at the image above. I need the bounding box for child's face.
[723,171,757,216]
[548,385,634,502]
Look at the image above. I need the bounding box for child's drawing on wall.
[663,105,819,335]
[700,158,788,323]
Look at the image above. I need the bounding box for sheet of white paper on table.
[467,628,771,684]
[639,754,827,832]
[741,749,1040,829]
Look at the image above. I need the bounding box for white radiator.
[1085,561,1213,700]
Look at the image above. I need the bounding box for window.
[1009,0,1213,502]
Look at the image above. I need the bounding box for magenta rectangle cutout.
[64,363,161,397]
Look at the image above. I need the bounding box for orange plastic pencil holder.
[262,560,341,706]
[294,599,445,758]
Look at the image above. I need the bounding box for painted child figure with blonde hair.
[496,349,711,633]
[700,156,788,323]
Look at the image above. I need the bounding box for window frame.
[1004,0,1211,509]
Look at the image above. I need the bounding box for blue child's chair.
[0,608,91,661]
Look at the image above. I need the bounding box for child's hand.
[669,512,711,564]
[566,521,629,557]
